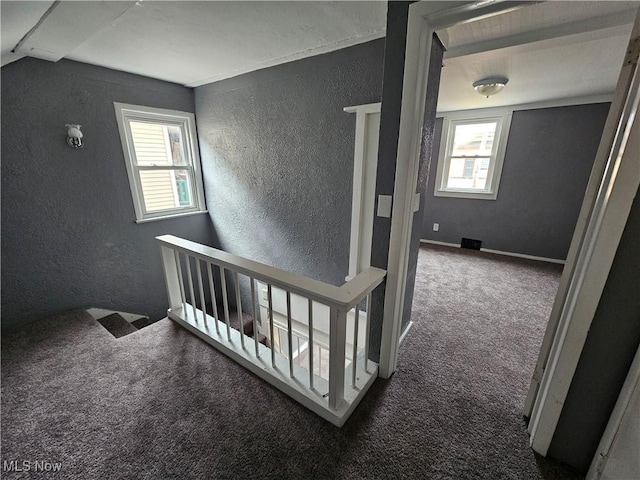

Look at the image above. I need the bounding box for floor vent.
[461,238,482,250]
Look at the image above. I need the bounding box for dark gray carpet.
[1,245,583,479]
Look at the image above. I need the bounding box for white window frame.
[434,107,513,200]
[114,102,207,223]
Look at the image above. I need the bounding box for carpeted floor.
[1,244,584,479]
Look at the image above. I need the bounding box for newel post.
[159,244,182,312]
[328,306,347,410]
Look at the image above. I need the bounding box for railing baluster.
[250,277,259,357]
[328,307,347,410]
[286,291,294,378]
[174,250,186,308]
[220,267,232,341]
[352,306,360,387]
[365,293,372,373]
[234,271,245,349]
[267,284,275,368]
[308,299,314,389]
[185,255,198,322]
[196,259,206,325]
[206,262,220,335]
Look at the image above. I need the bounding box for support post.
[328,306,347,410]
[160,245,182,311]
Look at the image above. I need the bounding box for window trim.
[434,107,513,200]
[114,102,207,222]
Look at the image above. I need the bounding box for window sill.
[135,210,209,224]
[434,190,497,200]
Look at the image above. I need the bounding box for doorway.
[376,0,640,461]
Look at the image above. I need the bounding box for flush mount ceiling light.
[473,77,509,97]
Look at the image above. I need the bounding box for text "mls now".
[3,460,62,472]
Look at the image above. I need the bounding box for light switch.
[412,193,421,212]
[377,195,392,218]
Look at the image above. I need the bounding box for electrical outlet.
[433,223,439,232]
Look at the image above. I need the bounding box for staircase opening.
[88,309,160,339]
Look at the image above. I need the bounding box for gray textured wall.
[548,191,640,472]
[194,40,384,303]
[421,104,610,260]
[1,58,213,329]
[401,34,444,333]
[368,1,412,361]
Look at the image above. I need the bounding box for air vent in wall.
[461,238,482,250]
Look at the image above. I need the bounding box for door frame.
[528,51,639,454]
[378,0,534,378]
[379,0,640,456]
[586,344,640,479]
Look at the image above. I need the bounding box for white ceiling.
[0,1,387,87]
[1,1,639,111]
[1,0,54,66]
[437,1,638,111]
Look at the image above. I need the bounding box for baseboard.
[420,240,565,264]
[399,321,414,345]
[479,248,565,265]
[420,239,460,248]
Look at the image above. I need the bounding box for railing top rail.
[157,235,385,309]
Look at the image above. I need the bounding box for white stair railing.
[157,235,386,426]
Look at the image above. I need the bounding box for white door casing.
[524,10,640,420]
[528,49,640,454]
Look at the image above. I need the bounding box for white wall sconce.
[65,124,83,149]
[473,77,509,97]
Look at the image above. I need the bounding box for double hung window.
[114,103,206,222]
[435,109,512,200]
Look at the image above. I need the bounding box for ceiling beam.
[14,0,137,63]
[443,9,636,64]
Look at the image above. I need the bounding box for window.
[114,103,206,222]
[434,109,512,200]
